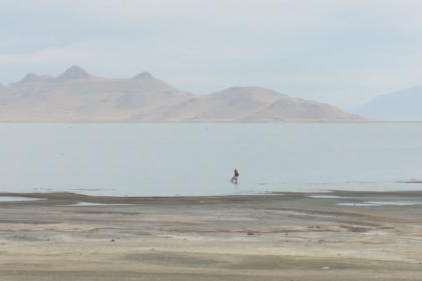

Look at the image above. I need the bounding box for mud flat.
[0,191,422,281]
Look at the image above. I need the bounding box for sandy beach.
[0,191,421,281]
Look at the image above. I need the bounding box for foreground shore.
[0,191,422,280]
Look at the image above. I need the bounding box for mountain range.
[354,86,422,121]
[0,66,364,122]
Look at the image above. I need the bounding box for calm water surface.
[0,123,421,196]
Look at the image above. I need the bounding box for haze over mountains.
[355,86,422,121]
[0,66,363,122]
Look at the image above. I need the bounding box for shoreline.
[1,189,422,280]
[1,189,422,202]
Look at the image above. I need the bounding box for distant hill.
[0,66,363,122]
[355,86,422,121]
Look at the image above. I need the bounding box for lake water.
[0,123,421,196]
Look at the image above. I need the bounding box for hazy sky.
[1,0,422,108]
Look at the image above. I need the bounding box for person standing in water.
[231,168,239,184]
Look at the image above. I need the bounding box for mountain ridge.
[0,66,364,122]
[354,86,422,121]
[57,65,93,80]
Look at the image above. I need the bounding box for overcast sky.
[1,0,422,108]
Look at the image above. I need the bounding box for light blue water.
[0,123,421,196]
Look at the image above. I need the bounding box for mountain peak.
[132,72,154,80]
[58,65,91,80]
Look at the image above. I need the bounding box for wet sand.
[0,191,422,280]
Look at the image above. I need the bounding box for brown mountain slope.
[0,66,364,122]
[241,96,362,122]
[148,87,282,122]
[146,87,363,122]
[0,66,192,122]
